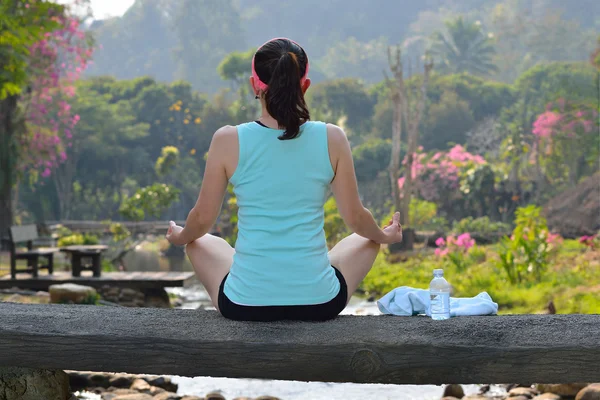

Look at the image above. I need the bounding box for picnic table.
[60,245,108,278]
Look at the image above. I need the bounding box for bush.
[57,233,100,247]
[352,139,391,181]
[381,199,449,231]
[496,205,559,284]
[452,217,511,235]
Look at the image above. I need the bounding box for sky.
[88,0,134,19]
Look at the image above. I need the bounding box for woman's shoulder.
[325,123,348,146]
[211,125,238,147]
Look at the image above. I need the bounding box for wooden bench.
[7,225,58,279]
[0,303,598,384]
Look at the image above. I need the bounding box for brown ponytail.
[253,39,310,140]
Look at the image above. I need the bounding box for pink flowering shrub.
[398,145,486,202]
[18,1,94,176]
[579,235,598,250]
[434,233,476,272]
[531,99,599,185]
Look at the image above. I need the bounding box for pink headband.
[251,37,310,92]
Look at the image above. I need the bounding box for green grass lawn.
[360,240,600,314]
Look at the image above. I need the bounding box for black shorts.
[217,266,348,322]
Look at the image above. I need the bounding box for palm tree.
[430,16,498,76]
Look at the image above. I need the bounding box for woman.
[166,38,403,321]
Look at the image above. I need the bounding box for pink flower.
[435,248,449,257]
[532,112,561,137]
[456,233,475,250]
[546,233,562,245]
[41,168,51,178]
[435,237,446,247]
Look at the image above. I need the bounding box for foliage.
[452,216,511,235]
[219,184,239,246]
[422,89,475,150]
[488,1,597,82]
[307,78,375,139]
[57,232,99,247]
[532,100,599,187]
[381,199,449,232]
[429,16,498,76]
[217,47,255,88]
[398,145,487,217]
[155,146,180,176]
[361,242,600,314]
[497,205,559,284]
[434,233,476,272]
[119,183,180,222]
[352,139,391,181]
[324,197,349,248]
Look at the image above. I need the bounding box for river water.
[112,248,500,400]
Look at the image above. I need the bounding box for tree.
[50,82,149,219]
[352,139,391,181]
[488,1,596,82]
[0,0,92,236]
[385,46,433,248]
[429,16,497,76]
[422,89,476,150]
[307,78,375,141]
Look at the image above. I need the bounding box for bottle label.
[430,292,450,315]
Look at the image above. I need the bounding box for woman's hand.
[165,221,186,246]
[381,212,403,244]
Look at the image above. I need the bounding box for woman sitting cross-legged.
[166,37,403,321]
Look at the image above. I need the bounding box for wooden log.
[0,303,598,384]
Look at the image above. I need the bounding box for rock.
[145,376,178,393]
[121,288,139,297]
[537,384,589,397]
[88,372,111,388]
[205,393,226,400]
[153,392,181,400]
[233,398,253,400]
[111,389,141,395]
[532,394,562,400]
[511,397,532,400]
[4,294,24,302]
[576,384,600,400]
[113,395,154,400]
[149,386,166,395]
[68,371,90,390]
[49,283,97,304]
[0,367,70,400]
[110,374,135,388]
[443,384,465,399]
[131,378,152,392]
[463,396,488,400]
[91,386,107,394]
[181,397,204,400]
[103,391,144,400]
[36,291,50,297]
[441,398,461,400]
[509,387,539,398]
[144,288,172,308]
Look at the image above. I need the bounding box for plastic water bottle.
[430,269,451,320]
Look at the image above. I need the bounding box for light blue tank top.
[224,121,340,306]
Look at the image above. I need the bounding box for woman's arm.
[327,124,401,244]
[167,126,235,245]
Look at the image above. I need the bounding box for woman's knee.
[185,238,203,256]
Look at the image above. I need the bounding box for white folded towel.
[377,286,498,317]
